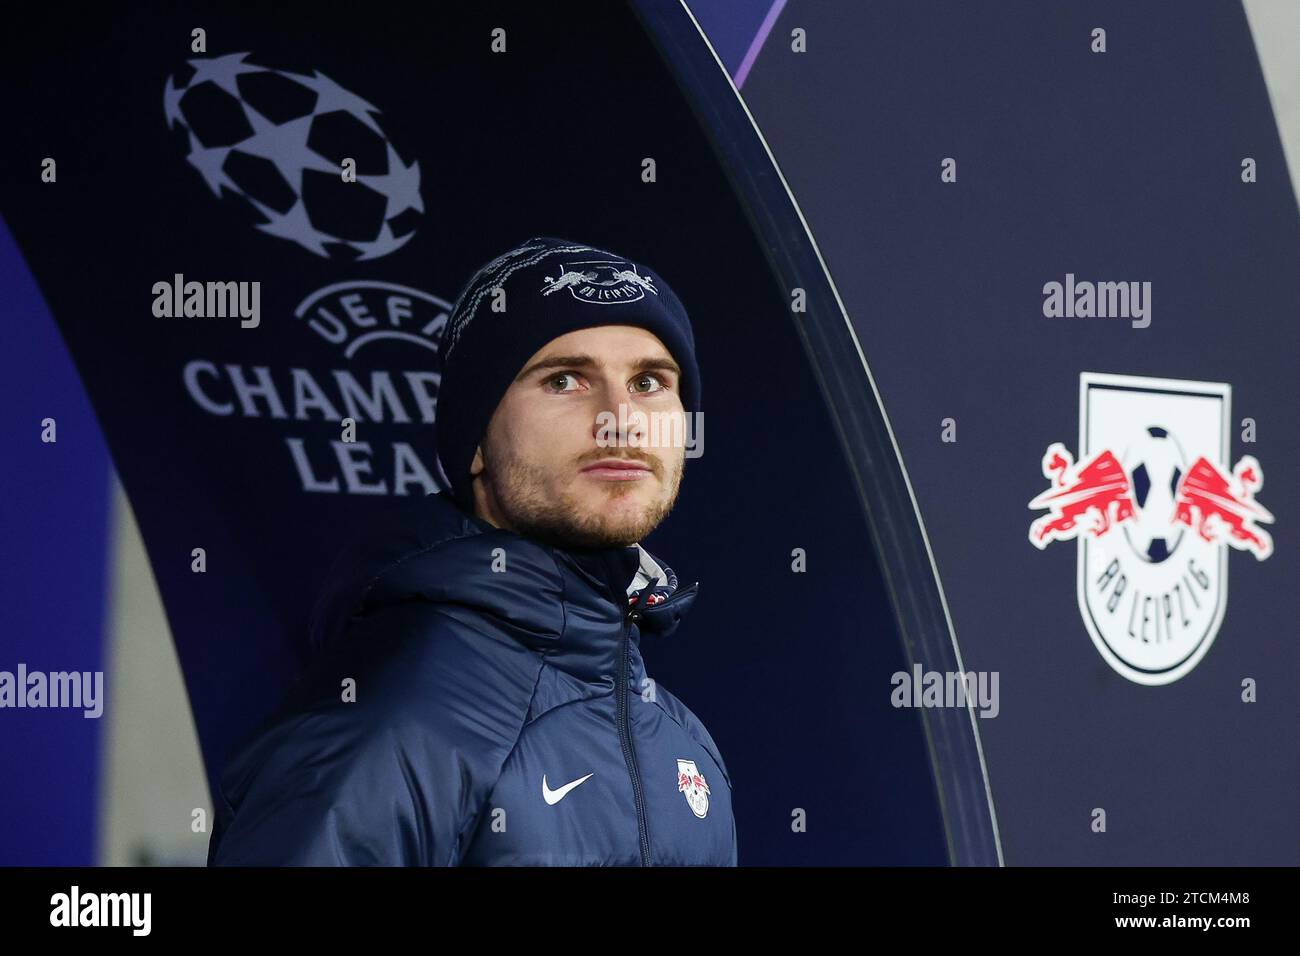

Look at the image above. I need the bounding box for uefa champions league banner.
[0,1,969,866]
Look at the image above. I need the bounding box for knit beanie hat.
[433,236,702,512]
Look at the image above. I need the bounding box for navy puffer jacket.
[208,491,736,866]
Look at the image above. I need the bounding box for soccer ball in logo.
[1121,426,1186,563]
[164,52,422,261]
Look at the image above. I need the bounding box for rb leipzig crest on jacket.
[1028,373,1274,685]
[677,758,711,818]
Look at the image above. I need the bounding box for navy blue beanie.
[433,236,702,512]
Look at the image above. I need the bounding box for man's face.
[469,324,688,550]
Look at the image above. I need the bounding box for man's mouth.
[580,458,654,481]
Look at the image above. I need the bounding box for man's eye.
[631,373,667,394]
[546,372,582,392]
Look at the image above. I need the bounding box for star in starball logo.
[1028,373,1274,685]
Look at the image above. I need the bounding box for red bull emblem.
[676,758,711,818]
[1028,445,1137,547]
[1172,455,1273,559]
[1027,373,1274,685]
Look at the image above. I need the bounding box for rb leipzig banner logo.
[1028,373,1274,685]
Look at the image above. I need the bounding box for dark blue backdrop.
[3,0,1294,867]
[0,0,947,866]
[733,0,1299,864]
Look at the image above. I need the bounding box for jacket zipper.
[617,608,652,866]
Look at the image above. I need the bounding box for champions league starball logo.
[163,52,454,498]
[1028,373,1274,685]
[164,52,423,261]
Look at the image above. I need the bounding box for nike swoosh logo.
[542,772,594,805]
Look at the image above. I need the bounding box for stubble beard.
[477,448,683,551]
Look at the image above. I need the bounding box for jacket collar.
[308,492,699,682]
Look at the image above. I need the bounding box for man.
[208,236,735,866]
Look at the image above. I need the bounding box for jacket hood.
[306,492,699,677]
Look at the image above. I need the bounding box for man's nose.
[589,378,648,447]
